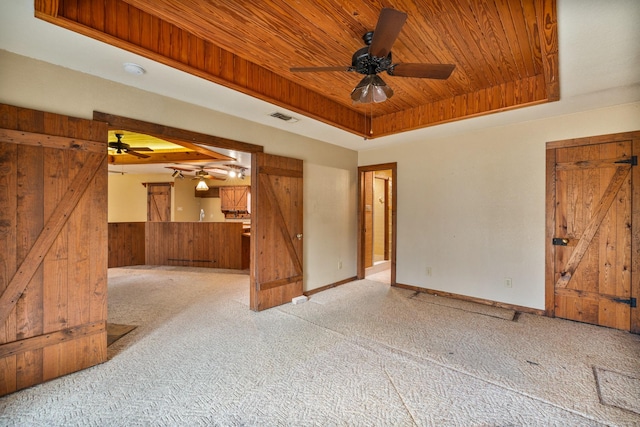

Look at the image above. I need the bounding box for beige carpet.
[0,266,639,426]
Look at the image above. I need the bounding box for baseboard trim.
[304,276,357,297]
[393,283,546,316]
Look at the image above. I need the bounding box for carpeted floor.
[1,266,639,426]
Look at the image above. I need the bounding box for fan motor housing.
[352,47,392,75]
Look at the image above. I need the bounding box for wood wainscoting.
[108,222,244,269]
[147,222,243,269]
[108,222,146,268]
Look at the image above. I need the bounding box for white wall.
[0,50,358,292]
[4,48,638,308]
[359,102,640,310]
[108,173,176,222]
[172,177,202,222]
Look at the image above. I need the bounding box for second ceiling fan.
[108,133,153,158]
[290,8,455,104]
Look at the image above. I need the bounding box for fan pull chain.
[363,107,368,140]
[363,105,373,140]
[370,103,373,136]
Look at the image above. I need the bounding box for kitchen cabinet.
[220,186,250,212]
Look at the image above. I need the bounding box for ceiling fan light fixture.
[171,170,180,178]
[351,74,393,104]
[195,179,209,191]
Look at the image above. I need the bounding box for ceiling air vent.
[270,112,299,123]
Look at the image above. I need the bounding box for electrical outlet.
[505,277,513,288]
[426,267,432,276]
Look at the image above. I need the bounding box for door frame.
[92,112,268,289]
[374,174,392,261]
[545,130,640,333]
[357,163,397,284]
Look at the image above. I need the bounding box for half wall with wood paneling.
[145,222,243,269]
[0,104,108,396]
[108,221,244,269]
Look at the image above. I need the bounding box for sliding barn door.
[0,104,108,395]
[547,131,640,332]
[250,153,303,311]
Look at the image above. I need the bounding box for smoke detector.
[123,63,145,75]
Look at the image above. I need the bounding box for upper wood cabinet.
[220,186,250,212]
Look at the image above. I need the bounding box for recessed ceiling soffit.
[34,0,558,138]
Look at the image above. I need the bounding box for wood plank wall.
[145,222,244,269]
[108,222,244,269]
[108,223,146,268]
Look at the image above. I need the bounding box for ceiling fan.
[108,133,154,158]
[290,8,455,104]
[165,165,228,181]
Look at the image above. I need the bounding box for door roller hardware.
[552,238,569,246]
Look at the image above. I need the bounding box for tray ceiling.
[35,0,558,139]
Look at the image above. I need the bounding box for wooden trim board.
[393,283,546,316]
[304,277,358,297]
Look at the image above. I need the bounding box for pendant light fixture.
[195,179,209,191]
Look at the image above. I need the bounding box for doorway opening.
[358,163,397,285]
[97,113,259,301]
[99,112,304,314]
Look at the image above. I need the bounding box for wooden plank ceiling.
[35,0,558,139]
[106,129,235,166]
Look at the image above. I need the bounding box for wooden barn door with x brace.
[0,104,109,395]
[546,131,640,333]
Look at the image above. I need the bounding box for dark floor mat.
[107,323,137,346]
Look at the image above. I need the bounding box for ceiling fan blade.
[204,174,227,181]
[167,166,197,172]
[126,150,150,159]
[368,8,407,58]
[191,174,225,181]
[128,146,154,152]
[388,63,456,79]
[290,66,353,72]
[204,167,229,174]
